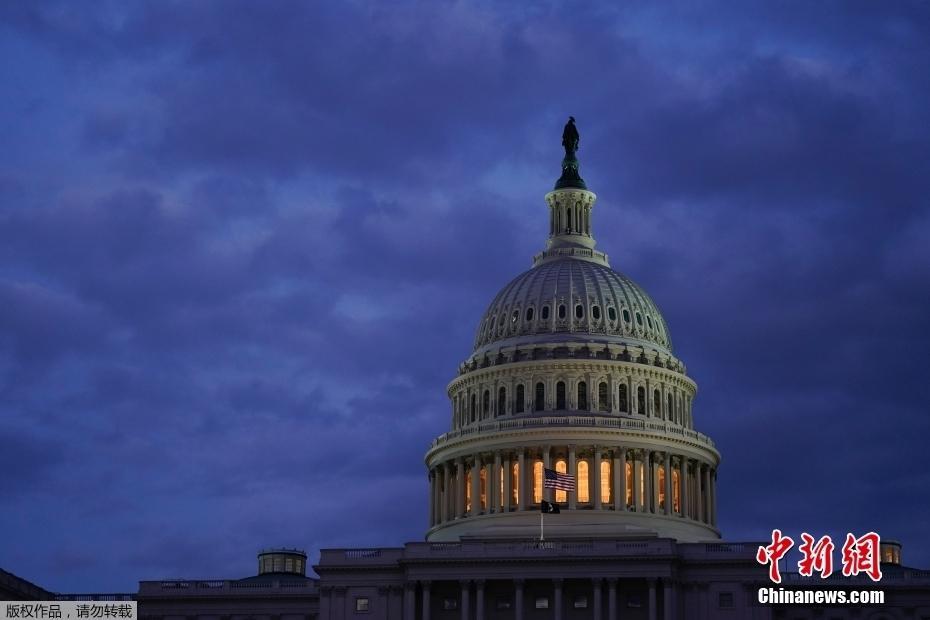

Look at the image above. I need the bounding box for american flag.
[543,468,576,491]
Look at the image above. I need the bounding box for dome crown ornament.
[555,116,587,190]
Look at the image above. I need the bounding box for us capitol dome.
[424,118,720,542]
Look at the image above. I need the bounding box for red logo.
[756,530,882,583]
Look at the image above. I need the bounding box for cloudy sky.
[2,1,929,592]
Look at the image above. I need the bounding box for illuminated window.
[497,387,506,417]
[658,466,666,511]
[625,461,633,506]
[601,459,611,504]
[637,387,645,415]
[618,385,628,413]
[355,598,370,613]
[535,597,549,609]
[673,467,681,513]
[577,381,588,410]
[480,466,487,510]
[654,389,661,418]
[555,459,567,503]
[533,460,543,503]
[598,382,609,412]
[556,381,566,409]
[466,471,472,512]
[535,382,545,411]
[515,385,525,413]
[578,460,590,503]
[512,462,519,505]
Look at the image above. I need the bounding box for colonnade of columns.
[427,446,717,530]
[384,578,679,620]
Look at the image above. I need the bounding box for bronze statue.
[562,116,579,156]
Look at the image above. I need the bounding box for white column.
[475,580,485,620]
[456,458,465,518]
[648,579,657,620]
[422,582,432,620]
[613,448,623,511]
[442,464,451,522]
[664,452,672,516]
[492,451,501,512]
[633,450,642,511]
[680,458,689,519]
[568,445,577,510]
[593,445,602,510]
[503,454,512,512]
[471,455,481,516]
[518,450,527,511]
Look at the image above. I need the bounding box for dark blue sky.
[2,1,929,593]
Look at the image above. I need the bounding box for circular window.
[592,306,601,320]
[608,307,617,321]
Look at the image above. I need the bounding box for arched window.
[515,385,525,413]
[466,470,472,512]
[556,381,566,410]
[592,306,601,320]
[577,381,588,410]
[625,460,633,507]
[618,385,628,413]
[567,207,573,232]
[647,316,653,329]
[622,308,631,323]
[575,304,584,319]
[482,390,490,418]
[637,387,645,415]
[558,304,566,319]
[533,460,543,504]
[497,387,506,417]
[636,312,643,326]
[600,459,611,504]
[578,460,590,503]
[667,394,674,423]
[672,467,681,514]
[598,382,609,412]
[658,466,666,511]
[480,466,487,510]
[555,459,568,503]
[470,394,476,422]
[654,389,661,418]
[535,382,545,411]
[608,307,617,321]
[525,307,534,322]
[541,305,550,320]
